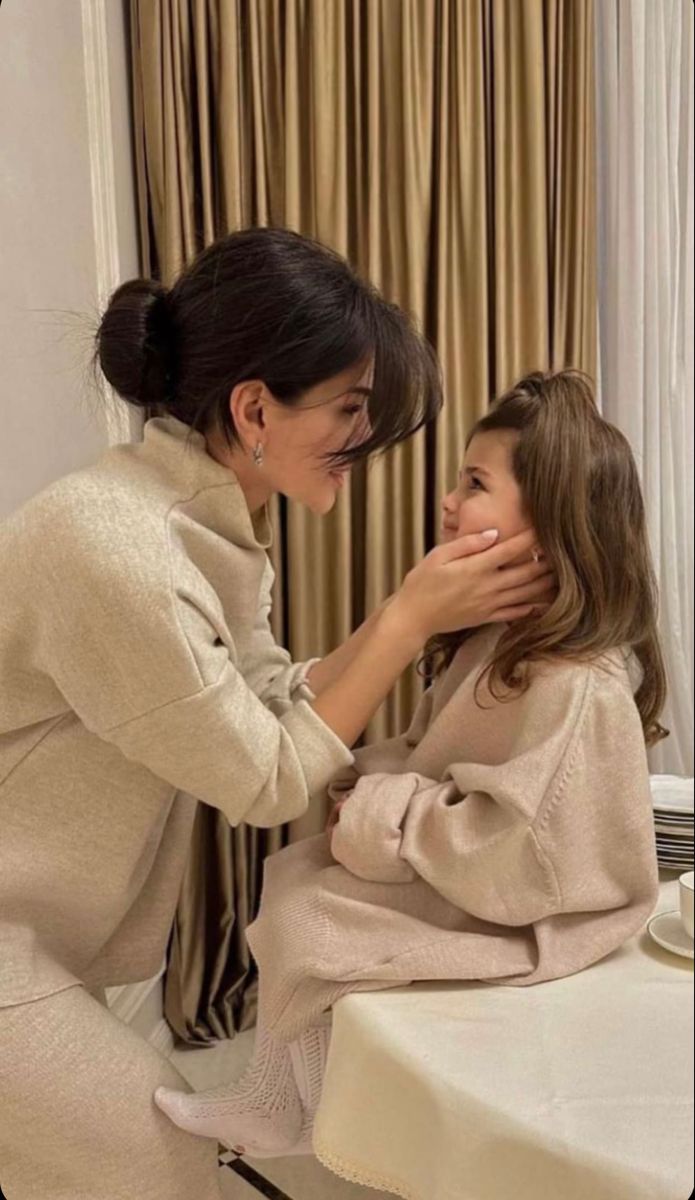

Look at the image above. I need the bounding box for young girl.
[156,369,664,1158]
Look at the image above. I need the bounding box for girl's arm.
[331,666,657,936]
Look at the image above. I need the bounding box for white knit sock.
[285,1021,332,1156]
[154,1026,302,1157]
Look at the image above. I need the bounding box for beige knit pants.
[0,985,222,1200]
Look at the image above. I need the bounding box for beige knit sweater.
[246,626,660,1041]
[0,417,352,1008]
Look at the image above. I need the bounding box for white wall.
[0,0,139,519]
[105,0,141,288]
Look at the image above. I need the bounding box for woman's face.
[259,359,374,515]
[440,430,527,545]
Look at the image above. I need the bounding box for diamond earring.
[253,443,264,467]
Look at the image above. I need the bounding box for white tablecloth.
[313,878,693,1200]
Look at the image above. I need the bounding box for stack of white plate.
[650,775,694,872]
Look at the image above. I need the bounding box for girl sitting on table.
[156,369,665,1158]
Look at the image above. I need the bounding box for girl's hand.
[326,799,346,833]
[389,528,555,642]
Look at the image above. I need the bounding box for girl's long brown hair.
[427,370,667,746]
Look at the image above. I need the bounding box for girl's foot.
[155,1027,302,1157]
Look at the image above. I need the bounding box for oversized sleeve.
[331,667,651,926]
[241,561,320,709]
[325,684,436,808]
[35,524,352,829]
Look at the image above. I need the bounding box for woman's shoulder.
[22,430,221,543]
[0,444,179,599]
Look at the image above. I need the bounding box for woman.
[0,228,552,1200]
[156,370,663,1160]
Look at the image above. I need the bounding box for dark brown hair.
[426,370,667,746]
[95,227,441,465]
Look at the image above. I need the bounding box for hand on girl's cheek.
[456,507,526,545]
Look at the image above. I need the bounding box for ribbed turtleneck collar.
[140,416,273,550]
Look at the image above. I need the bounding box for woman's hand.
[389,528,555,642]
[309,529,553,751]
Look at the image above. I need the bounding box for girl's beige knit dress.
[247,627,659,1042]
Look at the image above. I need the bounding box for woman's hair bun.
[95,278,175,408]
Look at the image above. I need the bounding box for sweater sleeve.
[102,670,353,828]
[36,534,352,829]
[331,768,559,923]
[324,685,436,812]
[331,667,610,925]
[241,561,320,709]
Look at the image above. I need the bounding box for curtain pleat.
[595,0,694,776]
[129,0,596,1043]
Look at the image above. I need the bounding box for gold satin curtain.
[130,0,596,1042]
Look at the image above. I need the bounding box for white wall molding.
[106,970,163,1027]
[81,0,141,447]
[149,1016,177,1059]
[106,958,172,1047]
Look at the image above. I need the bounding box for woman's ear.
[229,380,267,451]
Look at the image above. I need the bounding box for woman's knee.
[0,987,222,1198]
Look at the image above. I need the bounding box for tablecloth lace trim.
[313,1137,419,1199]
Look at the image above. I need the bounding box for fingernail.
[481,529,499,541]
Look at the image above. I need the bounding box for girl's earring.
[253,443,264,468]
[532,547,541,564]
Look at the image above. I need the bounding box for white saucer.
[647,911,694,960]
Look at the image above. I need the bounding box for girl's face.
[440,430,527,545]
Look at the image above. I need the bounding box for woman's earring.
[532,548,541,564]
[253,443,264,467]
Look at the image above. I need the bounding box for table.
[313,878,693,1200]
